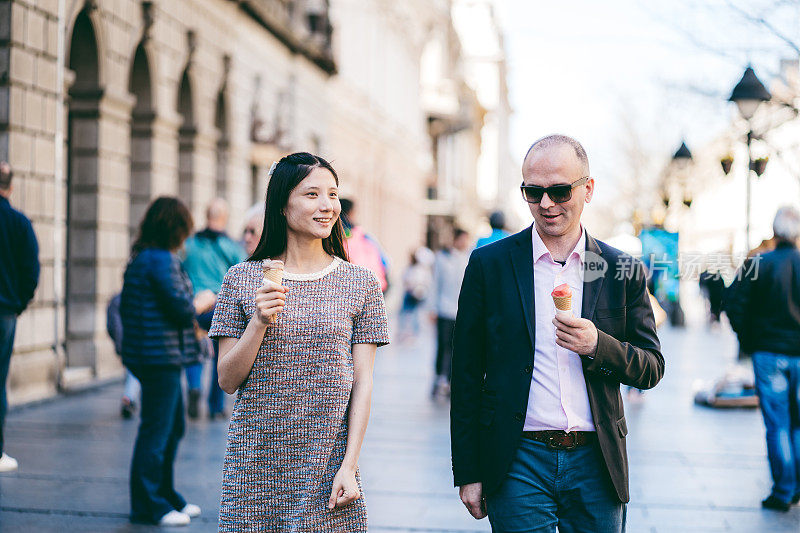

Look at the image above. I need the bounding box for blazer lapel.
[510,226,536,351]
[581,232,605,320]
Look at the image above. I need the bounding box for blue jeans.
[753,351,800,503]
[486,438,625,533]
[0,314,16,456]
[127,364,187,523]
[184,362,203,391]
[186,307,224,415]
[185,355,224,414]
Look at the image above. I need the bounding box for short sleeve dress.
[209,257,389,532]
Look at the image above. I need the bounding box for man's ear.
[584,178,594,203]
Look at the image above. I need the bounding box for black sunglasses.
[520,176,589,204]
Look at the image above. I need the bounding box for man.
[181,198,245,419]
[726,206,800,512]
[0,162,40,472]
[451,135,663,532]
[476,211,511,248]
[340,198,390,292]
[431,228,471,397]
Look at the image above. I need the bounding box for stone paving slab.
[1,322,799,531]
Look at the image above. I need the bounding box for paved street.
[1,321,800,532]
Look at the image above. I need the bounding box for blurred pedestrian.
[106,292,140,419]
[181,199,245,419]
[241,203,265,256]
[210,153,389,531]
[340,198,390,293]
[698,269,724,325]
[397,246,434,343]
[451,135,663,530]
[121,197,210,526]
[0,161,39,473]
[431,228,471,397]
[476,210,511,248]
[726,206,800,512]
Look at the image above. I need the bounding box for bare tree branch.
[723,0,800,55]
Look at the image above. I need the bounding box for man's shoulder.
[183,234,201,251]
[592,237,641,265]
[1,200,33,228]
[762,244,800,260]
[590,237,648,286]
[219,234,245,255]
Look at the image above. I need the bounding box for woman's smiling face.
[284,167,341,241]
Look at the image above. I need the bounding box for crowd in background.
[3,146,800,523]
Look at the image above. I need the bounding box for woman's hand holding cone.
[254,279,287,325]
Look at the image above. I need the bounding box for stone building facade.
[1,0,500,404]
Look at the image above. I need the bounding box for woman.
[210,152,389,532]
[120,197,210,526]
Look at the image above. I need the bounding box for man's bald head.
[0,162,12,198]
[0,162,12,189]
[206,198,229,231]
[523,134,590,177]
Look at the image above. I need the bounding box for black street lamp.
[672,141,693,163]
[729,65,771,252]
[659,140,693,228]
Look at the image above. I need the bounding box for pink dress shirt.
[523,225,596,432]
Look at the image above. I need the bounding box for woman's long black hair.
[249,152,349,262]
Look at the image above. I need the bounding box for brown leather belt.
[522,430,596,450]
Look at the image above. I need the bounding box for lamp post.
[663,140,693,228]
[728,66,771,253]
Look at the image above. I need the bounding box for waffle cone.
[263,260,284,324]
[552,294,572,312]
[263,268,283,284]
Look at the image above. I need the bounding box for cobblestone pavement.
[1,321,799,532]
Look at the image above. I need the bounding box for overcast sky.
[498,0,800,210]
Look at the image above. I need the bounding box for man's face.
[521,144,593,239]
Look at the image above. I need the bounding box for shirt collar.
[532,224,586,265]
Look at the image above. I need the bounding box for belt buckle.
[548,431,577,450]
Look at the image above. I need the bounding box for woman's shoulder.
[128,247,174,272]
[138,247,175,262]
[337,260,382,289]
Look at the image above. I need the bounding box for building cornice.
[236,0,336,75]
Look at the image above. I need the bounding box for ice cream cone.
[262,259,284,324]
[551,283,572,316]
[553,295,572,313]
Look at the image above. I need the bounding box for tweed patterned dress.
[209,257,389,532]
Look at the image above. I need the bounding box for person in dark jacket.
[121,197,210,526]
[698,270,725,324]
[0,162,39,473]
[726,206,800,512]
[451,136,663,531]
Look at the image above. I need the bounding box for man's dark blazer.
[450,226,664,503]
